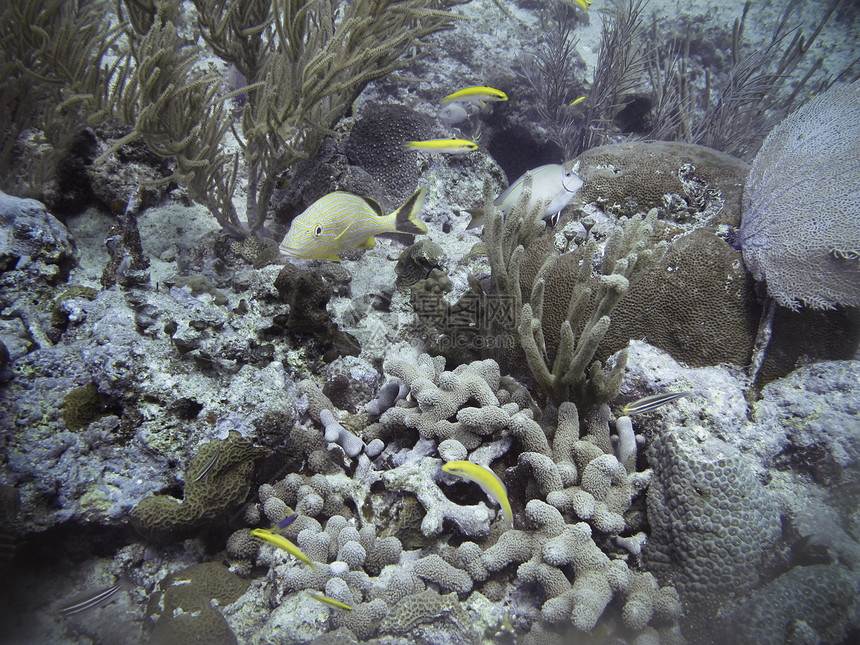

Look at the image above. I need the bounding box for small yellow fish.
[251,528,317,569]
[404,138,478,154]
[280,187,427,262]
[441,86,508,106]
[568,95,586,107]
[562,0,592,10]
[306,591,353,611]
[442,460,512,528]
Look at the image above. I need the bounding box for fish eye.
[314,225,323,237]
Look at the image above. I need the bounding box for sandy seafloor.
[1,0,859,644]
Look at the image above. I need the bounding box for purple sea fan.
[738,80,860,310]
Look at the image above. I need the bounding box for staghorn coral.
[381,353,544,452]
[475,499,679,637]
[739,80,860,310]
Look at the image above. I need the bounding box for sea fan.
[739,80,860,310]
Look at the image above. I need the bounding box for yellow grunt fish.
[442,460,512,528]
[251,528,317,569]
[441,86,508,106]
[404,138,478,154]
[280,187,427,262]
[306,591,353,611]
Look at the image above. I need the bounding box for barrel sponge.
[600,227,761,368]
[644,431,781,620]
[345,104,432,201]
[130,432,261,543]
[739,80,860,310]
[730,564,859,645]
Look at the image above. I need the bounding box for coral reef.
[1,3,858,645]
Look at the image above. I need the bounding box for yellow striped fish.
[441,86,508,105]
[280,187,427,262]
[442,460,513,528]
[306,591,353,611]
[404,138,478,154]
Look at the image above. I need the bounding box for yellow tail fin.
[393,187,428,235]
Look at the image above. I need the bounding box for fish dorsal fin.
[363,196,384,218]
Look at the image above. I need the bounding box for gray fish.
[621,391,693,416]
[59,577,131,616]
[466,163,584,229]
[192,443,221,483]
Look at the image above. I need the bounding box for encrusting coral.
[147,562,248,645]
[645,430,781,640]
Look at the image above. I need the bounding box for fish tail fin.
[393,187,428,235]
[464,208,484,229]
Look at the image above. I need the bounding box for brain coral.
[599,227,762,367]
[739,80,860,310]
[645,430,781,640]
[575,141,749,226]
[130,432,262,542]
